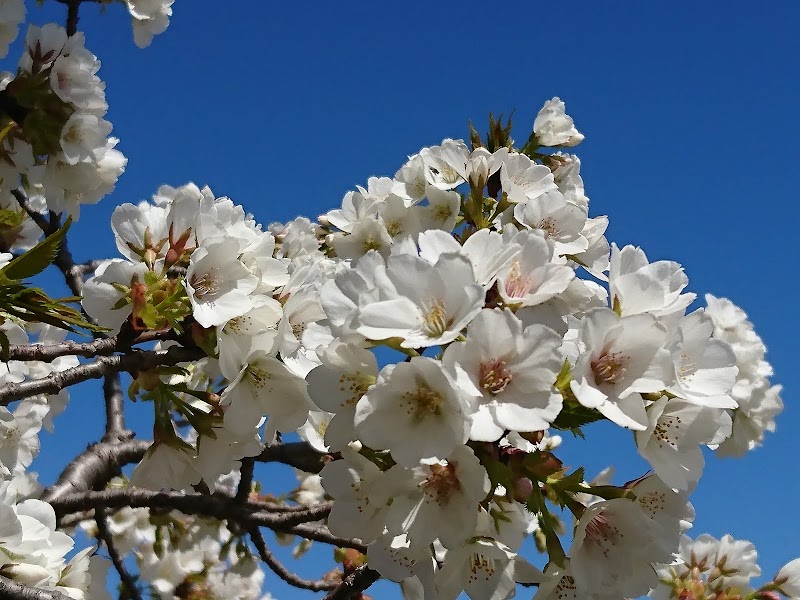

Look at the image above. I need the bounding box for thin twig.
[62,0,80,36]
[285,524,365,553]
[94,506,142,600]
[322,566,380,600]
[11,189,49,232]
[0,345,204,405]
[11,191,87,298]
[249,527,337,591]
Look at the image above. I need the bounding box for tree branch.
[322,566,380,600]
[0,577,73,600]
[41,439,151,504]
[6,330,170,362]
[10,189,49,233]
[257,441,329,474]
[0,345,204,406]
[11,191,88,299]
[42,439,327,507]
[101,373,129,441]
[94,506,142,600]
[249,527,337,592]
[50,489,336,538]
[235,457,255,502]
[285,524,365,553]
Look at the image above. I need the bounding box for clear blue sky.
[8,0,798,597]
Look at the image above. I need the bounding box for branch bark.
[249,527,337,592]
[41,439,151,504]
[49,489,337,540]
[257,441,329,474]
[94,506,142,600]
[0,345,204,406]
[322,566,381,600]
[42,439,327,506]
[0,577,73,600]
[101,373,128,441]
[7,330,170,362]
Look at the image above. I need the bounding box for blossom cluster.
[0,319,110,596]
[0,476,111,599]
[651,533,800,600]
[0,23,125,251]
[78,479,273,600]
[0,4,791,598]
[124,0,175,48]
[72,98,786,600]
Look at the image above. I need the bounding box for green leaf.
[554,359,571,393]
[551,400,604,436]
[0,216,72,281]
[483,457,513,491]
[550,467,586,494]
[612,294,622,317]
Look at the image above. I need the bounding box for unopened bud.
[525,451,564,480]
[513,476,535,501]
[130,281,149,330]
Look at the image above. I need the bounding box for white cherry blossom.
[354,357,472,466]
[443,308,563,441]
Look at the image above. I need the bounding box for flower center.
[338,372,376,407]
[190,268,221,299]
[291,321,307,339]
[246,364,272,389]
[421,298,449,338]
[423,463,461,504]
[653,414,682,450]
[537,217,560,238]
[386,220,404,237]
[584,512,623,557]
[468,553,497,584]
[431,163,461,185]
[503,260,534,299]
[403,385,444,420]
[479,358,513,395]
[361,237,383,253]
[431,202,454,223]
[591,350,628,385]
[64,125,82,144]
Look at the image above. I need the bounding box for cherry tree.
[0,1,793,599]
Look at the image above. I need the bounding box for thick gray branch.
[0,345,203,406]
[0,577,72,600]
[101,373,128,441]
[42,439,327,506]
[50,489,335,536]
[41,439,151,504]
[7,330,169,362]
